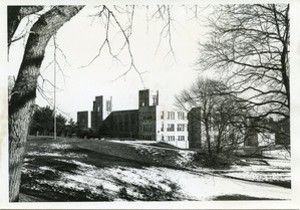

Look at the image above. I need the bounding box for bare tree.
[175,77,246,160]
[197,4,289,118]
[197,4,290,150]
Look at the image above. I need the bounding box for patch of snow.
[49,143,73,150]
[64,152,88,158]
[39,166,56,172]
[27,151,87,158]
[262,149,291,160]
[230,158,290,172]
[225,171,291,182]
[58,159,96,168]
[24,158,34,162]
[160,168,291,200]
[27,151,63,157]
[176,151,195,166]
[267,159,291,169]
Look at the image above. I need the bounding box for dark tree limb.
[7,6,44,48]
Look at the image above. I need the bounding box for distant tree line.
[28,105,109,139]
[29,106,77,137]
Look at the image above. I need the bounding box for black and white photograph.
[1,1,300,208]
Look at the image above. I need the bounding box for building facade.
[156,106,189,149]
[77,89,189,149]
[103,109,139,139]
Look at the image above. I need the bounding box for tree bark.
[9,6,84,202]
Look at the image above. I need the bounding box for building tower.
[138,89,159,140]
[91,96,103,131]
[139,89,150,108]
[77,111,89,130]
[139,89,159,108]
[91,96,112,131]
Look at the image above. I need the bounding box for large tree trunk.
[8,6,84,202]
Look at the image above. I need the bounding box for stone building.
[77,111,88,130]
[79,89,189,149]
[103,109,139,139]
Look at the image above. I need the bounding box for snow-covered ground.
[192,156,291,185]
[22,157,291,201]
[262,149,291,160]
[20,137,291,201]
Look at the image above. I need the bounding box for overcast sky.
[9,5,212,121]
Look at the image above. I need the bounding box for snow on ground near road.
[201,158,291,184]
[230,158,291,171]
[262,149,290,160]
[224,171,290,182]
[161,168,291,200]
[23,157,291,201]
[27,151,88,158]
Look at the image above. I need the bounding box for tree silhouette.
[198,4,289,119]
[175,77,246,159]
[197,4,290,150]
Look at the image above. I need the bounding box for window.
[167,136,175,141]
[143,124,153,132]
[106,101,111,112]
[178,112,185,120]
[178,136,185,141]
[177,124,185,131]
[143,111,153,120]
[161,111,164,119]
[161,123,164,131]
[167,111,175,120]
[167,124,175,131]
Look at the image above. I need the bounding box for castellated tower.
[91,96,112,131]
[138,89,159,108]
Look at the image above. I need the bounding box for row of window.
[142,124,154,132]
[161,111,186,120]
[161,123,186,132]
[141,111,155,120]
[162,135,186,141]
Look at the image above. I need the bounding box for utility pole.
[53,35,57,140]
